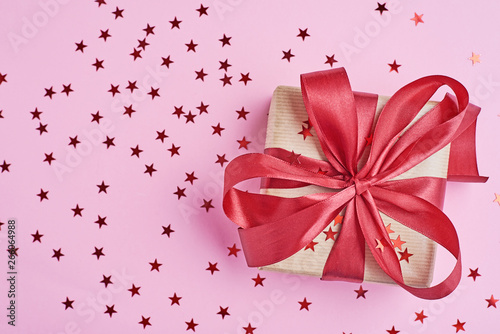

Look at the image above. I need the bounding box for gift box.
[223,68,487,299]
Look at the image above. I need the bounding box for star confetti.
[468,268,481,281]
[355,285,368,299]
[486,295,499,308]
[388,60,401,73]
[252,274,265,287]
[186,318,198,331]
[469,52,481,65]
[282,49,295,62]
[297,28,310,41]
[387,326,400,334]
[415,310,428,323]
[206,262,219,274]
[298,298,312,311]
[227,244,241,257]
[452,319,466,332]
[410,13,424,26]
[375,2,388,14]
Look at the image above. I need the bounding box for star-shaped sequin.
[174,187,186,199]
[197,101,209,114]
[323,227,337,241]
[415,310,428,323]
[195,68,208,81]
[185,40,198,52]
[452,319,465,332]
[375,2,388,14]
[130,145,143,158]
[398,248,413,262]
[161,55,174,68]
[108,84,120,96]
[97,181,109,193]
[162,225,174,238]
[297,28,310,41]
[36,122,48,135]
[37,188,49,201]
[102,136,115,148]
[282,49,295,62]
[389,60,401,73]
[61,84,73,96]
[212,123,225,136]
[75,40,87,52]
[298,298,311,310]
[186,318,198,331]
[239,72,252,85]
[169,293,182,305]
[215,154,228,167]
[44,86,56,99]
[219,59,232,72]
[52,248,64,261]
[92,247,105,260]
[99,29,111,41]
[237,137,251,149]
[469,52,481,65]
[185,172,198,184]
[252,274,265,287]
[126,81,138,92]
[206,262,219,274]
[149,258,162,271]
[0,160,10,173]
[387,326,400,334]
[410,12,424,26]
[243,323,256,334]
[236,107,249,120]
[30,107,42,119]
[123,105,136,118]
[227,244,241,257]
[169,17,181,29]
[62,297,74,310]
[128,284,141,297]
[112,6,124,19]
[219,34,231,47]
[486,295,498,308]
[148,87,160,99]
[92,58,104,71]
[355,285,367,299]
[220,73,232,86]
[43,152,55,165]
[325,54,338,67]
[144,164,157,177]
[143,24,155,35]
[71,204,84,216]
[139,316,151,329]
[196,4,209,16]
[184,111,197,123]
[94,215,107,228]
[167,144,180,157]
[217,306,230,319]
[91,111,103,123]
[104,304,117,317]
[31,230,43,243]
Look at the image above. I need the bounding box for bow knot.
[352,177,371,196]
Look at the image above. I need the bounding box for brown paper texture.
[260,86,449,287]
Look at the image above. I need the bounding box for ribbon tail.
[322,201,365,283]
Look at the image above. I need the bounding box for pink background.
[1,0,499,333]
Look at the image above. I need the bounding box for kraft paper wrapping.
[260,86,449,287]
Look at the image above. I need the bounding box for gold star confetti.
[469,52,481,65]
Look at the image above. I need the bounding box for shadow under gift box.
[260,86,450,288]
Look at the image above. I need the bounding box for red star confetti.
[139,316,151,329]
[398,248,413,262]
[243,323,256,334]
[219,34,231,47]
[252,274,265,287]
[62,297,74,310]
[143,24,155,35]
[52,248,64,261]
[415,310,428,323]
[388,60,401,73]
[31,230,43,243]
[304,241,318,251]
[217,306,230,319]
[169,17,181,29]
[237,137,251,149]
[387,326,400,334]
[169,293,182,305]
[201,199,214,212]
[325,54,338,67]
[100,275,113,287]
[282,49,295,62]
[37,189,49,201]
[297,28,310,41]
[144,164,157,176]
[149,258,162,271]
[206,262,219,274]
[162,225,175,238]
[486,295,499,308]
[104,305,117,318]
[227,244,241,257]
[375,2,388,14]
[452,319,466,332]
[128,284,141,297]
[174,187,186,199]
[196,4,208,16]
[186,318,198,331]
[298,298,311,311]
[410,12,424,26]
[71,204,84,217]
[112,7,124,19]
[215,154,228,167]
[239,72,252,85]
[355,285,368,299]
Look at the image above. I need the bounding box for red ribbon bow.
[223,68,487,299]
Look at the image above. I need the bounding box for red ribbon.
[223,68,487,299]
